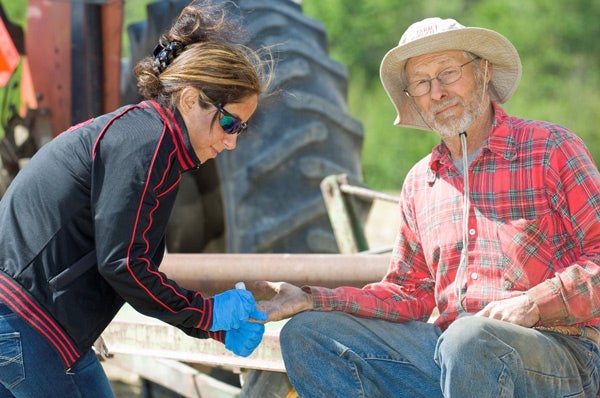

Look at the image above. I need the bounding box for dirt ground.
[104,195,401,396]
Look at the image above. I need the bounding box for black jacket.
[0,101,222,368]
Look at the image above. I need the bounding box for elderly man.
[257,17,600,397]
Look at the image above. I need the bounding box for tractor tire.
[215,0,366,253]
[123,0,367,255]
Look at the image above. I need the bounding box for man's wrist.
[524,292,542,325]
[303,291,314,311]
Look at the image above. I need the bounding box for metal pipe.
[159,253,390,296]
[340,183,400,203]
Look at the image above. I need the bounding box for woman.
[0,1,271,396]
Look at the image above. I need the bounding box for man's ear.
[179,87,198,115]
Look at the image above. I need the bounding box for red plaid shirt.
[307,104,600,330]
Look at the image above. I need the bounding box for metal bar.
[100,0,123,113]
[320,174,370,253]
[159,253,389,297]
[339,183,400,203]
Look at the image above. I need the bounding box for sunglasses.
[214,103,248,135]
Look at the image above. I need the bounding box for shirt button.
[469,228,476,236]
[470,272,478,280]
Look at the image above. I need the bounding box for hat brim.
[380,27,522,131]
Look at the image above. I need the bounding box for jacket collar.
[146,100,201,171]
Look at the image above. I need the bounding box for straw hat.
[380,17,522,131]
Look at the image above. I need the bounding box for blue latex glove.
[224,320,265,357]
[210,289,267,331]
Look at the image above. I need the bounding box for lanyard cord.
[455,132,470,312]
[452,61,487,312]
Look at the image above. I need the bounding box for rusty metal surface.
[26,0,123,135]
[100,0,123,113]
[26,0,71,134]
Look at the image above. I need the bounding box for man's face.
[405,50,487,138]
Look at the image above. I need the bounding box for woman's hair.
[134,0,272,109]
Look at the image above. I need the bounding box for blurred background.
[2,0,599,191]
[301,0,600,190]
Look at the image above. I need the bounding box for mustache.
[430,98,462,115]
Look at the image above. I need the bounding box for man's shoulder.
[497,109,576,142]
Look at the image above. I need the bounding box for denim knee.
[436,315,494,359]
[280,312,325,349]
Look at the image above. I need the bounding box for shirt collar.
[486,103,518,162]
[428,103,517,173]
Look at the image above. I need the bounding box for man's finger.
[252,281,283,296]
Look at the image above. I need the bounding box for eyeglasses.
[214,103,248,135]
[403,58,478,97]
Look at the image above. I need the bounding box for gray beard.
[425,78,487,139]
[430,102,479,139]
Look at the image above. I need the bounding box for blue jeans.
[0,303,114,397]
[280,312,600,398]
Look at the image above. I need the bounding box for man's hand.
[253,281,314,322]
[475,294,540,327]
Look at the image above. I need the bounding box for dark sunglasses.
[214,103,248,135]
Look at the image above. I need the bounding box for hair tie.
[153,41,185,73]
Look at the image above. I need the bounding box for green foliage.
[347,72,440,190]
[0,1,153,138]
[0,1,26,26]
[0,2,25,139]
[122,0,156,57]
[302,0,600,190]
[1,1,598,190]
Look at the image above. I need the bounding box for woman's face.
[179,89,258,163]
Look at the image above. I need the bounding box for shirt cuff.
[199,297,215,331]
[302,286,338,311]
[526,277,569,326]
[208,330,225,343]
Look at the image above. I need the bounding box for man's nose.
[429,78,448,101]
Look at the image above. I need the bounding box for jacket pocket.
[48,250,97,291]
